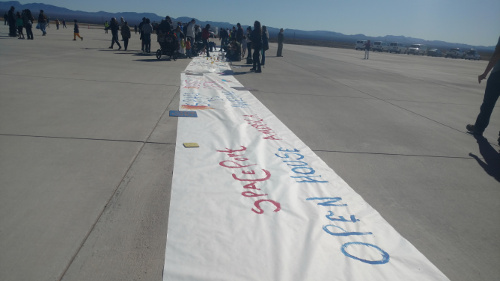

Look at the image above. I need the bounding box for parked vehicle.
[427,49,443,57]
[445,48,465,59]
[355,40,367,50]
[389,42,404,53]
[407,44,427,55]
[372,41,389,52]
[464,49,481,60]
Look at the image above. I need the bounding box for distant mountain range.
[1,1,495,51]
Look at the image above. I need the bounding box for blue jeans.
[474,71,500,133]
[261,49,266,65]
[39,22,46,35]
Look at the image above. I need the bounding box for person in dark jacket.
[121,21,131,50]
[108,17,121,50]
[261,25,269,65]
[277,28,284,57]
[250,21,262,73]
[22,9,34,40]
[7,6,16,37]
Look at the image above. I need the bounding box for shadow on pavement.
[469,135,500,183]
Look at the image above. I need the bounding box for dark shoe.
[81,37,83,41]
[498,131,500,145]
[118,46,122,50]
[466,124,482,136]
[255,69,262,73]
[73,39,76,41]
[109,46,113,49]
[249,68,255,72]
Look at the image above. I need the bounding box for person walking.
[62,19,66,28]
[277,28,284,57]
[466,35,500,145]
[38,10,47,36]
[250,21,262,73]
[73,19,83,40]
[121,21,131,50]
[261,25,269,65]
[55,19,59,30]
[108,17,121,50]
[104,21,109,33]
[364,40,371,59]
[16,12,24,39]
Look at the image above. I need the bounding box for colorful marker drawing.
[181,105,214,110]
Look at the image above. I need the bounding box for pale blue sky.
[13,0,500,46]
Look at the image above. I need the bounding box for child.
[16,12,24,39]
[73,19,83,41]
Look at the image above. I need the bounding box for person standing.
[202,24,211,57]
[261,25,269,65]
[16,12,24,39]
[364,40,371,59]
[466,35,500,144]
[62,19,66,28]
[108,17,121,50]
[121,21,131,51]
[141,18,152,53]
[246,26,252,64]
[236,23,244,55]
[7,6,16,37]
[73,19,83,40]
[277,28,284,57]
[22,9,34,40]
[56,19,59,30]
[38,10,47,36]
[250,21,262,73]
[186,19,196,48]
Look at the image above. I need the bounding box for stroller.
[156,32,179,60]
[189,40,204,57]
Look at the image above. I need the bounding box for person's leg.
[473,72,500,134]
[253,49,261,72]
[116,34,122,49]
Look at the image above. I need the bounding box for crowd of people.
[4,6,287,74]
[5,6,68,39]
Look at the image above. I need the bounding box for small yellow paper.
[183,143,199,148]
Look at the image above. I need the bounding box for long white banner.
[163,56,450,281]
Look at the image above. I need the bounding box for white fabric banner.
[163,56,450,281]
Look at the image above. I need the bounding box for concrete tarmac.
[1,24,499,281]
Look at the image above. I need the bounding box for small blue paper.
[169,110,198,117]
